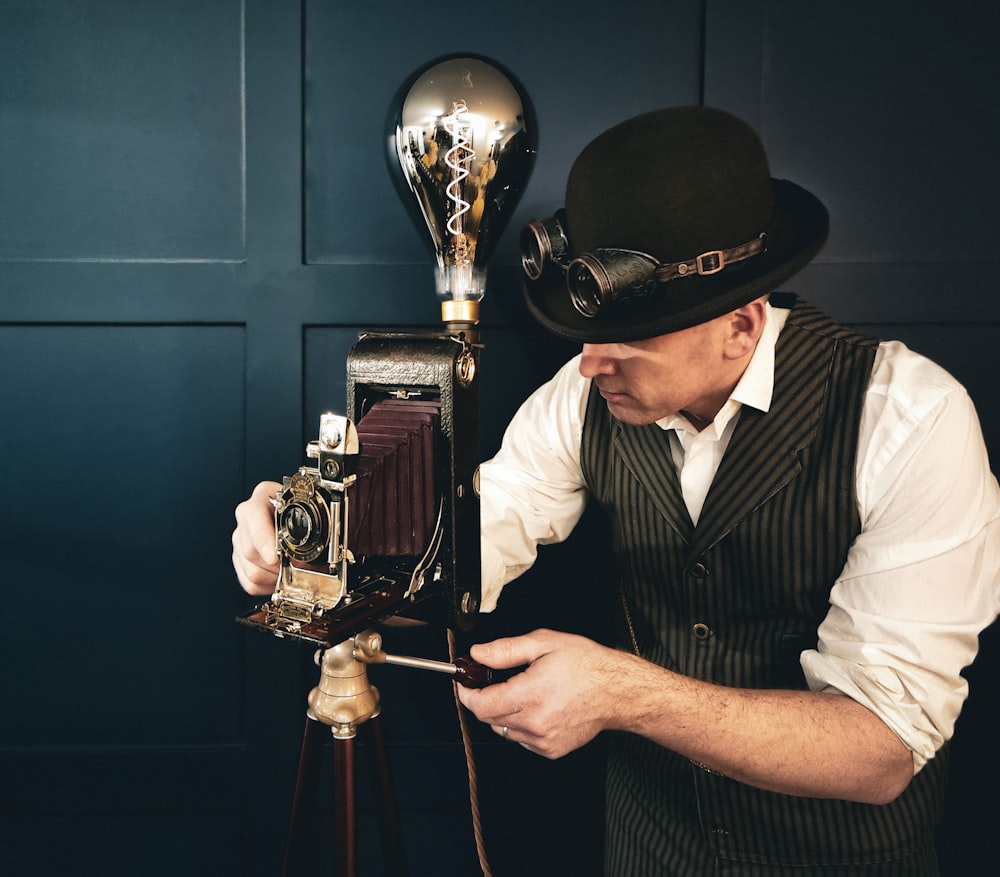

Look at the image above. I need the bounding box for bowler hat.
[522,106,828,343]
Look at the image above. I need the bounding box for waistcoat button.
[692,622,712,640]
[688,561,709,581]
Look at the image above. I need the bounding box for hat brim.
[524,179,828,343]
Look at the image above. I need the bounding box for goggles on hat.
[521,212,768,319]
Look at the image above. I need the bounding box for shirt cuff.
[800,649,957,773]
[479,537,508,613]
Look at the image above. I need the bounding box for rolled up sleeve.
[801,345,1000,771]
[478,356,591,612]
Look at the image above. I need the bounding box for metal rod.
[381,653,457,675]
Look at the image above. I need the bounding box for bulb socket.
[441,300,480,325]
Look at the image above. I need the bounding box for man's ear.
[724,296,768,360]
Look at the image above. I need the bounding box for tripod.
[282,631,407,877]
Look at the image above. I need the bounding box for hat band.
[654,233,767,283]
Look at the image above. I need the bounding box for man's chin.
[604,398,652,426]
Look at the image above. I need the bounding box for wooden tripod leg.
[333,735,357,877]
[283,715,327,877]
[365,714,407,877]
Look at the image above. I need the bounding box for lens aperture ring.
[277,493,331,563]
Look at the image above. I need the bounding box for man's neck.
[680,409,714,432]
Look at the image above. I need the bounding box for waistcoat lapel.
[612,420,694,542]
[688,304,834,559]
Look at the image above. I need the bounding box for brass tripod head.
[307,630,385,739]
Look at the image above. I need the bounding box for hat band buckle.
[658,233,767,283]
[694,250,725,275]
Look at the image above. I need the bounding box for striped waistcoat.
[580,297,947,875]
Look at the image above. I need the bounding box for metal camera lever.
[349,629,514,688]
[380,652,496,688]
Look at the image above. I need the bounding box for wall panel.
[0,0,245,262]
[0,324,247,743]
[0,323,248,875]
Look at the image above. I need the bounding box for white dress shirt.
[479,304,1000,771]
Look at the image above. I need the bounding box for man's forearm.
[612,651,914,804]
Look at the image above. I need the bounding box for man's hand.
[456,627,914,803]
[231,480,282,595]
[455,628,632,759]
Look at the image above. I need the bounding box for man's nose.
[579,343,616,377]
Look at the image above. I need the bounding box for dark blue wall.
[1,1,997,875]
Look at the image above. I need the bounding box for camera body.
[269,413,359,626]
[239,331,481,647]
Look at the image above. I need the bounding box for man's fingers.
[232,547,277,596]
[238,481,280,562]
[232,480,281,595]
[470,629,555,670]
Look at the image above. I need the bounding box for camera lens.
[278,497,330,563]
[285,504,313,544]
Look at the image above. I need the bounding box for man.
[233,107,1000,873]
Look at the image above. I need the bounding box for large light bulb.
[391,56,537,326]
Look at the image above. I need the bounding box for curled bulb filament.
[443,101,474,239]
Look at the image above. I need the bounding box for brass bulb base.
[441,300,480,325]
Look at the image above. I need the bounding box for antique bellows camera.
[239,332,482,646]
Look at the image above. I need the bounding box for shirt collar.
[657,302,788,437]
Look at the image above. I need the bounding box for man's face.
[578,315,744,426]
